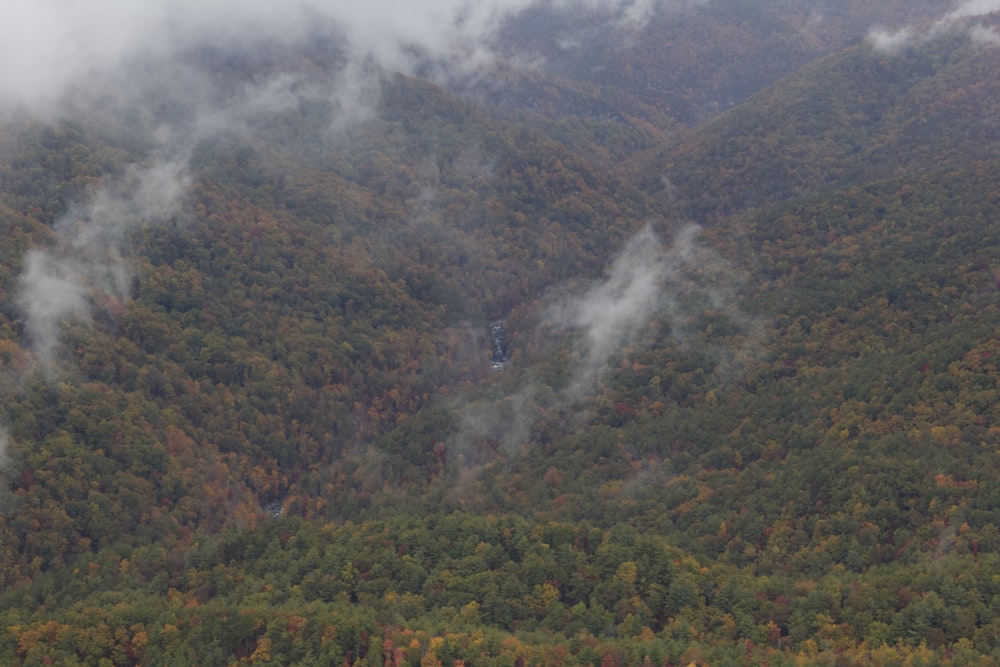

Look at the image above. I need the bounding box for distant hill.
[467,0,952,152]
[623,12,1000,217]
[490,1,947,115]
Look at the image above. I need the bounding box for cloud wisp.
[0,0,691,120]
[546,224,712,396]
[16,155,189,371]
[869,0,1000,55]
[969,22,1000,46]
[447,223,757,473]
[3,0,704,372]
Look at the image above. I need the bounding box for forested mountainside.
[3,1,1000,665]
[460,0,953,164]
[486,0,948,126]
[625,12,1000,218]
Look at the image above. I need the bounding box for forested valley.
[1,1,1000,665]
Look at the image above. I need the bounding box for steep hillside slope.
[0,67,662,550]
[460,0,954,165]
[2,4,1000,665]
[494,0,949,123]
[625,13,1000,218]
[6,158,1000,664]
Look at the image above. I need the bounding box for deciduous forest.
[1,1,1000,664]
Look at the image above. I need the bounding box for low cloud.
[869,27,923,56]
[16,156,189,371]
[546,224,711,395]
[451,384,540,466]
[447,224,758,473]
[0,0,695,120]
[969,23,1000,46]
[869,0,1000,55]
[948,0,1000,19]
[5,0,714,372]
[16,252,97,370]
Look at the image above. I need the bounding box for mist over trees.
[2,1,1000,665]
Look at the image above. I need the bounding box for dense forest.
[2,1,1000,664]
